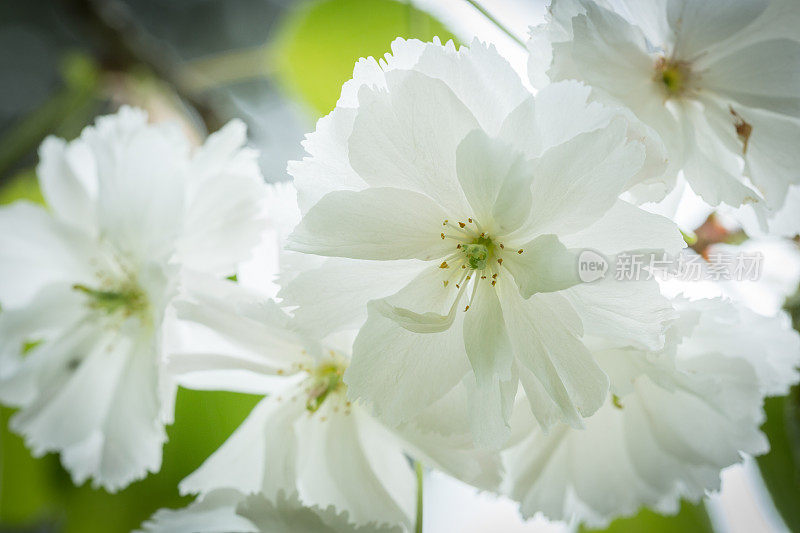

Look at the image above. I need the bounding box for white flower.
[283,37,685,446]
[139,489,403,533]
[0,107,266,491]
[531,0,800,228]
[502,295,800,527]
[168,271,499,530]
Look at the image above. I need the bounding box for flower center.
[73,280,148,319]
[655,57,692,97]
[437,217,522,311]
[305,357,347,413]
[463,240,491,270]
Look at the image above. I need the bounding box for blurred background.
[0,1,798,532]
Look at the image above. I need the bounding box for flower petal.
[455,129,534,235]
[0,202,94,308]
[0,283,86,405]
[139,489,257,533]
[178,119,268,276]
[503,234,581,298]
[567,4,654,97]
[179,392,302,496]
[561,199,685,256]
[411,38,529,135]
[504,350,768,526]
[175,275,308,376]
[741,107,800,210]
[11,330,167,492]
[294,408,415,528]
[347,70,478,215]
[288,187,452,261]
[520,119,646,237]
[668,0,771,61]
[702,39,800,119]
[497,283,609,429]
[237,491,404,533]
[289,106,368,214]
[346,301,469,427]
[37,135,96,231]
[78,107,188,262]
[279,258,426,337]
[563,277,676,351]
[462,280,515,447]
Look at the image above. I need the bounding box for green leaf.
[756,386,800,531]
[579,501,714,533]
[271,0,458,116]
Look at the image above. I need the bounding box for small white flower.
[531,0,800,228]
[168,270,499,530]
[140,489,403,533]
[502,295,800,527]
[283,37,685,446]
[0,107,266,491]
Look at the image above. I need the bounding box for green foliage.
[757,386,800,531]
[580,500,714,533]
[271,0,458,116]
[0,168,43,205]
[0,52,102,181]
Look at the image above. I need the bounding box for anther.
[441,233,445,239]
[497,258,503,265]
[458,222,466,228]
[517,249,523,254]
[464,305,470,312]
[440,261,449,269]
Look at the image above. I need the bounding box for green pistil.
[656,58,691,97]
[662,67,683,94]
[306,361,346,413]
[73,283,148,317]
[463,236,494,270]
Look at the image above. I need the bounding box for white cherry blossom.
[166,268,499,531]
[0,107,266,491]
[530,0,800,229]
[502,295,800,526]
[284,37,685,446]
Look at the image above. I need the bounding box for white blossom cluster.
[1,0,799,531]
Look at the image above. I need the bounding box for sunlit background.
[0,1,797,532]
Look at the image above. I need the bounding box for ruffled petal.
[347,70,478,216]
[178,119,268,276]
